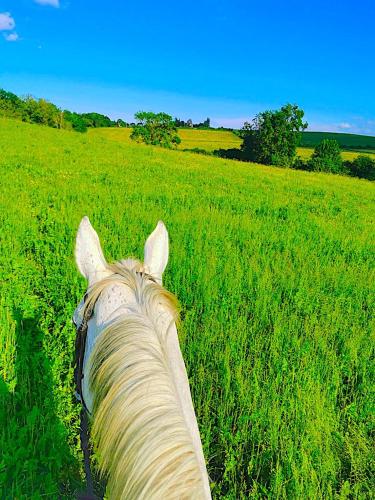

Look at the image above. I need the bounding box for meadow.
[89,126,243,152]
[0,117,374,498]
[90,127,375,161]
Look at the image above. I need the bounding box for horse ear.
[75,216,109,285]
[144,221,169,284]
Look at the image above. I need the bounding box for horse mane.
[82,260,204,499]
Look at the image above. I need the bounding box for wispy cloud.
[34,0,60,7]
[4,32,19,42]
[338,122,352,130]
[308,122,343,133]
[308,119,375,136]
[0,12,15,31]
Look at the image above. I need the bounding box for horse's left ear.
[75,216,109,286]
[144,221,169,284]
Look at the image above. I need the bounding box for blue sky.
[1,0,375,133]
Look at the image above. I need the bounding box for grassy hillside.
[91,127,375,161]
[89,125,132,143]
[301,131,375,151]
[177,128,242,151]
[89,126,243,152]
[1,117,374,498]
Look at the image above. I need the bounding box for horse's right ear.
[143,221,169,284]
[75,216,109,286]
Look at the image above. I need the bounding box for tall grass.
[0,118,374,498]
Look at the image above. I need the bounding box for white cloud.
[34,0,60,7]
[308,122,350,133]
[0,12,15,31]
[338,122,352,130]
[4,32,19,42]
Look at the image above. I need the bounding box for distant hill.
[301,131,375,151]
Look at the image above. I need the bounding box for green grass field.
[1,117,374,498]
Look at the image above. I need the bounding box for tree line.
[0,88,128,133]
[174,117,211,129]
[0,88,214,134]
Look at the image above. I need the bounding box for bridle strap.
[74,293,95,414]
[74,293,101,499]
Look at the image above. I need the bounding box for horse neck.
[88,307,210,499]
[164,321,212,498]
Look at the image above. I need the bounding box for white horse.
[73,217,211,499]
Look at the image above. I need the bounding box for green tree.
[309,139,344,173]
[62,110,87,133]
[130,111,181,148]
[80,112,115,128]
[22,96,61,128]
[348,155,375,180]
[116,118,127,127]
[0,89,24,119]
[241,104,308,166]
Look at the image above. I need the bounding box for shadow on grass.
[212,148,245,161]
[0,309,83,498]
[182,146,247,161]
[182,147,212,155]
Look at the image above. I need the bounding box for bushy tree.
[23,97,61,128]
[348,155,375,180]
[131,111,181,148]
[309,139,344,173]
[80,112,115,128]
[0,89,25,119]
[241,104,308,166]
[116,118,128,127]
[62,110,87,133]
